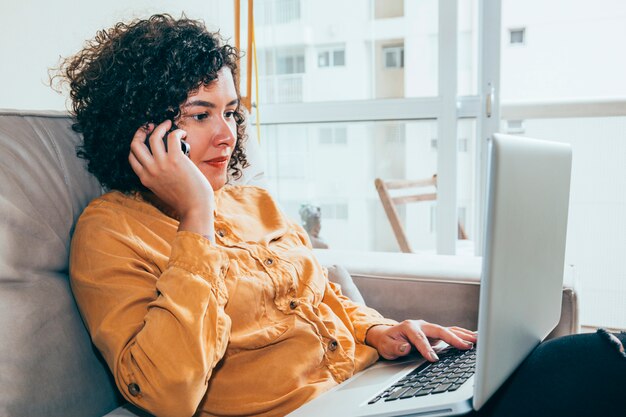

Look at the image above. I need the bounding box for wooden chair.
[374,175,468,253]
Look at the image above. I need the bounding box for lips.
[204,155,230,167]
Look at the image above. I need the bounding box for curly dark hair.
[54,14,248,193]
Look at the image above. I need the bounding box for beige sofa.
[0,110,578,417]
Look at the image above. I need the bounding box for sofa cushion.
[0,110,119,417]
[326,264,366,305]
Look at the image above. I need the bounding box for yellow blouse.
[69,185,397,417]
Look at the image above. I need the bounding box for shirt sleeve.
[322,278,398,346]
[70,212,231,417]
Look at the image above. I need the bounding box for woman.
[61,14,476,417]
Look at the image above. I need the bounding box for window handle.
[486,83,495,118]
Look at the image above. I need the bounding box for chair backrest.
[0,109,265,417]
[375,175,467,253]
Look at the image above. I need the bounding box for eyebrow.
[182,98,239,109]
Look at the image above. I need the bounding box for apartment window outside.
[258,47,305,103]
[276,52,305,75]
[509,28,525,45]
[319,126,347,145]
[318,46,346,68]
[383,45,404,68]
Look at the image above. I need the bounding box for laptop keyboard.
[368,346,476,405]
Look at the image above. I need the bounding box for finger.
[165,129,188,158]
[448,326,478,335]
[449,327,478,343]
[130,124,156,166]
[147,120,172,161]
[405,328,439,362]
[130,123,154,146]
[392,338,412,359]
[425,324,474,350]
[128,152,145,179]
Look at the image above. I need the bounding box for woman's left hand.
[365,320,477,361]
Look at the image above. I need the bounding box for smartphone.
[145,122,190,157]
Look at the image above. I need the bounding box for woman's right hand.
[128,120,215,239]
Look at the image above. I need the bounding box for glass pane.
[260,120,438,252]
[254,0,439,104]
[333,49,345,66]
[318,51,329,67]
[499,116,626,330]
[457,118,477,256]
[384,48,398,68]
[501,1,626,101]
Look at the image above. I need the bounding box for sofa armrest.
[314,249,579,340]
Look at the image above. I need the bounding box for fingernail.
[465,341,474,349]
[429,351,439,361]
[399,343,410,353]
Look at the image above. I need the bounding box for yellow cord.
[253,35,261,144]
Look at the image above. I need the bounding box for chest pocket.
[224,260,291,351]
[269,231,327,307]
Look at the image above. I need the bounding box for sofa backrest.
[0,109,265,417]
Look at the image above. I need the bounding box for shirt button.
[217,230,225,238]
[289,300,298,309]
[328,340,339,352]
[264,258,274,266]
[128,383,141,396]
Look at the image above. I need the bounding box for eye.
[191,112,209,121]
[225,110,236,119]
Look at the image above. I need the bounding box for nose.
[213,115,237,147]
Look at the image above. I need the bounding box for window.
[321,203,349,220]
[255,0,492,255]
[509,28,525,45]
[318,45,346,68]
[319,126,347,145]
[383,45,404,68]
[261,120,437,252]
[258,48,305,103]
[318,51,329,68]
[259,48,305,75]
[257,0,301,25]
[430,137,469,152]
[276,53,305,74]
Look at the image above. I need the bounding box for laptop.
[288,133,572,417]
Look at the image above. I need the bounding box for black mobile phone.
[145,122,190,157]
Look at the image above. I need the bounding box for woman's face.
[176,67,239,191]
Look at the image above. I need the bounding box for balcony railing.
[259,74,304,104]
[256,0,301,26]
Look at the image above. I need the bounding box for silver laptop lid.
[473,134,572,410]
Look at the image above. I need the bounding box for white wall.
[0,0,234,111]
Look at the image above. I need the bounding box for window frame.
[257,0,502,255]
